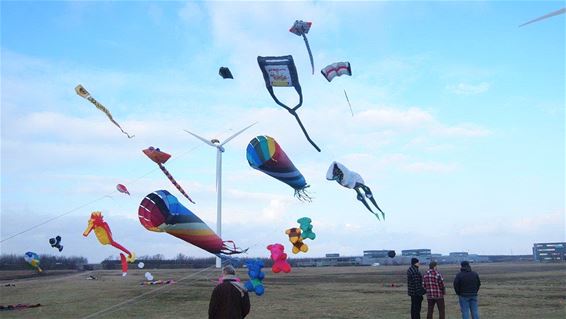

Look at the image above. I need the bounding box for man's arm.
[476,273,481,291]
[453,275,460,295]
[208,287,219,319]
[242,292,251,318]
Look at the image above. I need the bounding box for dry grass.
[1,262,564,318]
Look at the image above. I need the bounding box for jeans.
[427,298,445,319]
[458,295,480,319]
[411,295,423,319]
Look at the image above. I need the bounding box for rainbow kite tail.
[158,164,196,204]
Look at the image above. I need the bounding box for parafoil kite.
[519,8,565,27]
[138,190,246,255]
[246,136,311,201]
[143,146,195,204]
[83,211,135,276]
[289,20,315,74]
[49,235,63,252]
[388,250,396,258]
[74,84,134,138]
[116,184,130,195]
[326,161,385,220]
[219,67,234,79]
[24,252,42,273]
[257,55,321,152]
[321,62,352,82]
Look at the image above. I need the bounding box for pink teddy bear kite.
[267,243,291,273]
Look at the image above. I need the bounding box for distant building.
[326,253,340,258]
[363,250,390,258]
[402,249,432,257]
[533,242,566,262]
[449,252,469,257]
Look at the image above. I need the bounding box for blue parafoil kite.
[246,136,311,201]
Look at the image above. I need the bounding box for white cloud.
[446,82,490,95]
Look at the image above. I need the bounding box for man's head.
[461,261,470,269]
[222,265,236,276]
[429,261,437,269]
[411,258,419,267]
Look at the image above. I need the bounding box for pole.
[215,148,222,268]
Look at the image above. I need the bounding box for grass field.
[1,262,564,318]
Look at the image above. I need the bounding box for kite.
[289,20,315,74]
[244,259,265,296]
[116,184,130,195]
[219,67,234,79]
[246,135,311,201]
[143,146,195,204]
[285,227,308,254]
[138,190,246,255]
[267,243,291,273]
[388,250,396,258]
[83,211,136,276]
[519,8,565,27]
[49,236,63,252]
[297,217,315,240]
[24,252,42,273]
[321,62,352,82]
[74,84,134,138]
[257,55,321,152]
[326,161,385,220]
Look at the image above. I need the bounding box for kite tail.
[344,90,354,116]
[158,163,196,204]
[294,186,312,202]
[86,96,134,138]
[220,241,249,255]
[110,241,135,262]
[289,110,321,152]
[119,253,128,275]
[302,34,314,75]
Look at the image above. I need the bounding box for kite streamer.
[74,84,134,138]
[289,20,315,74]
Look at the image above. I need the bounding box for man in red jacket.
[423,261,445,319]
[209,265,250,319]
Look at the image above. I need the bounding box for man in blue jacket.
[453,261,481,319]
[407,258,426,319]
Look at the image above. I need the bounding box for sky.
[1,1,564,263]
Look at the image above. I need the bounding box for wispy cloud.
[446,82,490,95]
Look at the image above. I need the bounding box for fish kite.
[257,55,321,152]
[83,211,136,276]
[326,161,385,220]
[219,67,234,79]
[289,20,315,74]
[24,252,42,273]
[138,190,246,255]
[116,184,130,195]
[247,136,311,201]
[519,8,565,27]
[74,84,134,138]
[321,62,352,82]
[49,235,63,252]
[143,146,195,204]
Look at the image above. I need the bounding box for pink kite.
[116,184,130,195]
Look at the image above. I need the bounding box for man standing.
[407,258,426,319]
[453,261,481,319]
[209,265,250,319]
[423,261,445,319]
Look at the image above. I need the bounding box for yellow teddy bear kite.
[285,227,309,254]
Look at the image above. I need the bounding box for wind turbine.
[184,122,256,268]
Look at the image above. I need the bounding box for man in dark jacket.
[407,258,426,319]
[453,261,481,319]
[209,265,250,319]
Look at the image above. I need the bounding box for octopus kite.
[74,84,134,138]
[143,146,195,204]
[326,161,385,220]
[138,190,246,255]
[83,211,135,275]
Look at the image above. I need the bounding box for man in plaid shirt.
[423,261,445,319]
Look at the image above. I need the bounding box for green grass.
[1,262,564,318]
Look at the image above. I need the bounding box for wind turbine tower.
[185,123,256,268]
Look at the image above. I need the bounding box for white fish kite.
[75,84,134,138]
[289,20,315,75]
[519,8,565,27]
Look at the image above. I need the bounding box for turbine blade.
[220,122,258,146]
[184,129,215,147]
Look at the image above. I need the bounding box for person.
[407,257,426,319]
[453,261,481,319]
[423,261,445,319]
[208,265,250,319]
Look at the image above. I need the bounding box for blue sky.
[1,1,564,262]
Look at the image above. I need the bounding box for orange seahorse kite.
[83,211,135,276]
